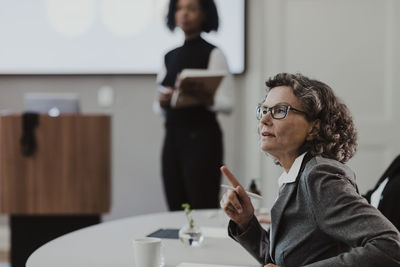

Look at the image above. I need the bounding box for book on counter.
[170,69,226,108]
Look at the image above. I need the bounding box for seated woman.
[220,73,400,266]
[364,154,400,231]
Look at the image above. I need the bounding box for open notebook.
[170,69,226,108]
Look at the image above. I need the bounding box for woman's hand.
[158,87,174,108]
[220,166,254,231]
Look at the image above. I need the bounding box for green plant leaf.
[181,203,194,228]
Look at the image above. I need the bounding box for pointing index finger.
[220,165,241,188]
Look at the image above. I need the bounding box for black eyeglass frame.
[256,104,307,120]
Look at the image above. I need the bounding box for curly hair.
[166,0,219,33]
[264,73,357,163]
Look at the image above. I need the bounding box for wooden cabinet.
[0,114,111,214]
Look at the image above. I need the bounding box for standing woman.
[154,0,233,210]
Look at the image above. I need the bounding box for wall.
[260,0,400,209]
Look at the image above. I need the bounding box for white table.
[26,210,261,267]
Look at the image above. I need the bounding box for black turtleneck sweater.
[160,36,218,129]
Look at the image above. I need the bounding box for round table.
[27,210,261,267]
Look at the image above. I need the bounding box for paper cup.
[133,237,163,267]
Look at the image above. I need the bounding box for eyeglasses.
[256,104,307,120]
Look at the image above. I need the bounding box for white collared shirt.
[277,152,307,188]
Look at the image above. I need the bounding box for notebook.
[171,69,226,108]
[146,228,179,239]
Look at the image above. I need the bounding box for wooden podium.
[0,114,111,266]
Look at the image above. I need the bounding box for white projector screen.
[0,0,245,75]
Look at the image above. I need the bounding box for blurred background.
[0,0,399,262]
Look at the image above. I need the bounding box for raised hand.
[220,166,254,231]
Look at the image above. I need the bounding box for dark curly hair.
[166,0,219,33]
[264,73,357,163]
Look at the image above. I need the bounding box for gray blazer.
[229,155,400,266]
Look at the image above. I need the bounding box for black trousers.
[162,125,223,211]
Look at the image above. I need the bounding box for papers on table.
[201,227,228,239]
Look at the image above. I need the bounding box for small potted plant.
[178,203,204,247]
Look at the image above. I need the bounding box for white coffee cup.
[133,237,163,267]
